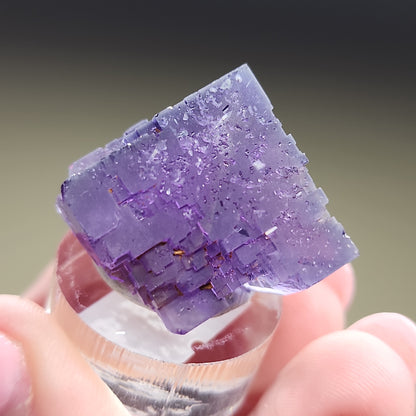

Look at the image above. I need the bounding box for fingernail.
[0,333,31,415]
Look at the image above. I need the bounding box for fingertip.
[349,312,416,382]
[0,294,45,319]
[251,331,415,416]
[0,330,31,415]
[241,281,345,413]
[23,261,55,306]
[322,263,356,310]
[0,295,129,416]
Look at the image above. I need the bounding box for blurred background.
[0,0,414,323]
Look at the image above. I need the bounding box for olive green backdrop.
[0,1,414,324]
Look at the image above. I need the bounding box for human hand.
[1,260,415,415]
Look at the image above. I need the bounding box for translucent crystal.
[57,64,358,334]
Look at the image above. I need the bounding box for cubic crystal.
[57,64,358,334]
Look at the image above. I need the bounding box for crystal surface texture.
[57,64,358,334]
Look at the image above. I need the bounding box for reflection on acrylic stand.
[49,233,281,416]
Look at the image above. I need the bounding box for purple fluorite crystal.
[57,64,358,334]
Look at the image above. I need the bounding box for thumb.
[0,295,129,416]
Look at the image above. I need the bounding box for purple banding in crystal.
[57,64,358,334]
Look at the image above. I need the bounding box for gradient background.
[0,0,414,324]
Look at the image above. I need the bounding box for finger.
[238,265,355,414]
[22,261,55,306]
[349,312,416,381]
[0,295,130,416]
[323,263,356,309]
[251,330,415,416]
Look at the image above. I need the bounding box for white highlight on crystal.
[265,226,278,236]
[252,159,265,170]
[220,78,232,90]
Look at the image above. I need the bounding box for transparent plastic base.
[49,233,281,416]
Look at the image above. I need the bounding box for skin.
[0,263,415,415]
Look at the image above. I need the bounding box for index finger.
[237,264,356,415]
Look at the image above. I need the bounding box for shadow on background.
[0,0,415,322]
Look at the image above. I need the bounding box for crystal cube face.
[57,64,358,334]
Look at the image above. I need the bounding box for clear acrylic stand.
[49,233,281,415]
